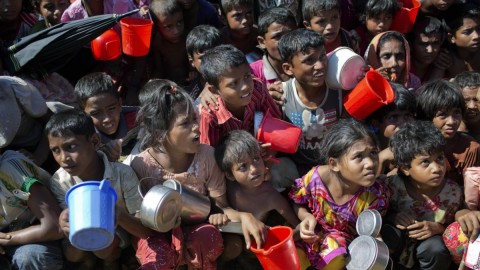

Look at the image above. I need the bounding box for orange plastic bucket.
[257,114,302,154]
[120,18,153,57]
[391,0,421,33]
[250,226,300,270]
[91,29,121,61]
[344,70,394,120]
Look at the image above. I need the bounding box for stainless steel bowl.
[140,185,181,232]
[356,209,382,237]
[347,235,390,270]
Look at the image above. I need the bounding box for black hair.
[199,44,248,88]
[366,83,416,123]
[137,79,194,151]
[150,0,182,19]
[302,0,340,23]
[377,31,406,59]
[214,130,261,176]
[220,0,253,14]
[410,16,446,44]
[390,121,445,169]
[258,7,296,37]
[444,3,480,35]
[278,28,325,63]
[74,72,119,109]
[186,25,223,57]
[356,0,399,24]
[416,80,465,120]
[454,71,480,89]
[45,109,96,139]
[318,118,379,164]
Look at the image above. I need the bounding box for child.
[130,79,268,269]
[150,0,190,86]
[74,72,138,162]
[290,118,390,269]
[454,71,480,140]
[351,0,399,55]
[186,24,223,99]
[384,121,460,270]
[46,109,147,270]
[409,16,451,83]
[365,31,422,92]
[302,0,358,53]
[179,0,223,33]
[61,0,112,22]
[417,80,480,185]
[220,0,261,62]
[31,0,70,31]
[0,1,37,43]
[444,3,480,79]
[198,44,282,147]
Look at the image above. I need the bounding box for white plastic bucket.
[66,180,117,251]
[326,47,366,90]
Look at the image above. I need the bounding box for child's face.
[379,110,414,139]
[378,39,406,82]
[190,51,204,72]
[366,13,393,36]
[304,10,341,45]
[451,18,480,52]
[0,0,22,22]
[259,21,297,62]
[401,151,446,188]
[462,86,480,123]
[283,47,327,89]
[38,0,69,27]
[225,5,254,36]
[432,107,462,139]
[155,11,185,43]
[229,154,265,189]
[164,103,200,154]
[333,139,379,188]
[48,134,100,178]
[412,33,442,65]
[83,93,122,136]
[215,63,254,111]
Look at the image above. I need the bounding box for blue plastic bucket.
[66,180,117,251]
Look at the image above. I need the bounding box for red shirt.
[199,79,282,147]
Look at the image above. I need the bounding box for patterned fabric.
[289,167,390,268]
[199,79,282,147]
[444,222,469,270]
[61,0,114,22]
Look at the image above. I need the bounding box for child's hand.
[209,213,229,226]
[199,84,219,112]
[267,81,285,106]
[407,220,444,240]
[59,208,70,238]
[393,212,415,230]
[298,214,318,244]
[457,210,480,241]
[100,139,123,161]
[139,5,150,18]
[239,212,268,249]
[356,65,371,82]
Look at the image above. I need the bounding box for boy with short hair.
[454,71,480,140]
[46,110,149,270]
[302,0,358,53]
[75,72,138,161]
[220,0,261,62]
[199,44,282,147]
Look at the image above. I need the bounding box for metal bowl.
[140,185,181,232]
[356,209,382,237]
[347,235,390,270]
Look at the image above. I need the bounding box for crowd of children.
[3,0,480,269]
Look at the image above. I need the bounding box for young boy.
[454,71,480,140]
[302,0,358,53]
[417,80,480,185]
[149,0,190,86]
[444,3,480,78]
[74,72,138,161]
[46,110,149,270]
[198,44,282,147]
[220,0,261,62]
[385,121,460,270]
[186,24,223,99]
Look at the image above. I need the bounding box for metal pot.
[219,221,243,234]
[356,209,382,237]
[139,184,181,232]
[163,179,211,224]
[346,235,390,270]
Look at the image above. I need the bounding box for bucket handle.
[99,179,111,192]
[137,177,161,199]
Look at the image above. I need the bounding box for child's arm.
[116,206,153,239]
[294,204,318,244]
[270,191,300,227]
[455,209,480,242]
[406,220,445,240]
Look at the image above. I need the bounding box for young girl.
[130,79,267,269]
[364,31,422,92]
[31,0,70,32]
[290,118,391,270]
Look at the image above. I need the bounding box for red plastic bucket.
[391,0,421,33]
[91,29,121,61]
[344,70,394,120]
[257,114,302,153]
[250,226,300,270]
[120,18,153,57]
